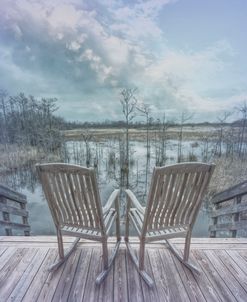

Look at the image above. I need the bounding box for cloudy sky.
[0,0,246,122]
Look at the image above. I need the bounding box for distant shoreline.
[62,125,223,141]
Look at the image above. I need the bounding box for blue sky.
[0,0,246,122]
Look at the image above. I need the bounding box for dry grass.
[0,144,61,172]
[0,144,38,171]
[62,126,218,141]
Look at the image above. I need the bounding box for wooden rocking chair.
[36,163,121,284]
[125,162,215,287]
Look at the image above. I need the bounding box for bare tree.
[120,88,137,188]
[177,110,194,162]
[156,113,172,166]
[0,89,9,144]
[0,91,62,152]
[40,98,59,130]
[215,111,232,157]
[137,102,151,158]
[236,101,247,158]
[81,129,94,167]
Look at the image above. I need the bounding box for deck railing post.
[210,204,219,238]
[209,181,247,238]
[21,203,30,236]
[0,196,12,236]
[0,184,30,236]
[231,195,242,238]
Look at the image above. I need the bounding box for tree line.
[0,90,65,152]
[1,88,246,162]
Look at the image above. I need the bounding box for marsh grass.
[0,144,61,172]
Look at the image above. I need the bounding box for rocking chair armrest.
[125,189,145,215]
[103,189,120,215]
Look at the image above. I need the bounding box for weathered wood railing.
[0,184,30,236]
[209,180,247,237]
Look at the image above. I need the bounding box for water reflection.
[0,138,212,236]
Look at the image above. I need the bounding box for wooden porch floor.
[0,237,247,301]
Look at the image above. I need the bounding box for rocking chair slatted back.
[142,163,215,234]
[36,163,105,233]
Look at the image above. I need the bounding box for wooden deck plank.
[0,237,246,302]
[82,248,102,302]
[140,250,160,302]
[159,248,191,301]
[68,248,92,302]
[22,248,58,302]
[1,239,247,250]
[36,253,66,302]
[0,247,16,271]
[0,248,30,285]
[174,247,221,302]
[227,250,247,276]
[238,250,247,262]
[192,250,237,302]
[98,248,114,302]
[52,248,82,301]
[126,248,144,302]
[171,253,208,302]
[148,248,178,302]
[7,248,49,302]
[0,246,7,257]
[1,236,247,244]
[204,250,247,301]
[113,248,128,302]
[217,250,247,292]
[0,248,38,301]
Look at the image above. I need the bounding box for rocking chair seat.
[61,208,117,240]
[129,208,188,240]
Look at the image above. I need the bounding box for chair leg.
[102,238,109,269]
[96,196,121,285]
[57,228,64,259]
[125,241,154,287]
[96,238,121,285]
[115,196,121,242]
[183,229,192,262]
[165,234,201,275]
[125,198,130,242]
[139,238,145,270]
[49,230,80,272]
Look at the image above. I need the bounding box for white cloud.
[47,4,81,28]
[102,36,129,66]
[66,41,81,51]
[11,24,23,39]
[79,49,113,83]
[0,0,244,121]
[145,41,234,84]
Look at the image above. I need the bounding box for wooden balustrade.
[0,184,30,236]
[209,181,247,237]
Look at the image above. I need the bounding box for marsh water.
[0,138,215,236]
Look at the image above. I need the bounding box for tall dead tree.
[0,90,9,145]
[215,111,232,157]
[157,113,171,166]
[177,111,194,163]
[137,103,151,158]
[120,88,137,188]
[236,101,247,158]
[0,90,63,152]
[81,129,93,167]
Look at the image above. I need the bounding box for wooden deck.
[0,237,247,301]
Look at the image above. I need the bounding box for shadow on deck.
[0,236,247,301]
